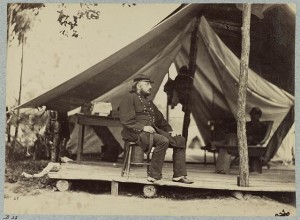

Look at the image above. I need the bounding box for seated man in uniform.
[119,74,193,184]
[214,107,267,174]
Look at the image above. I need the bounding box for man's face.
[137,81,152,96]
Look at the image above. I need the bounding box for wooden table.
[215,145,267,173]
[69,114,121,162]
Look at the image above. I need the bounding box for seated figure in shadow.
[213,107,267,174]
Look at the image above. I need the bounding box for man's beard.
[140,89,151,97]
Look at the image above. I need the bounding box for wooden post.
[237,4,252,187]
[166,72,170,123]
[111,181,119,196]
[166,102,169,123]
[182,16,200,140]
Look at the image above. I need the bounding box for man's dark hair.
[131,81,138,92]
[179,66,189,75]
[250,107,262,117]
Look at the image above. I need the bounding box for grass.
[5,159,54,196]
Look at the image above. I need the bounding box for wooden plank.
[65,160,295,172]
[62,162,295,175]
[78,116,121,127]
[69,114,121,126]
[49,171,295,192]
[63,173,293,191]
[49,162,295,192]
[60,163,295,184]
[59,165,295,183]
[214,145,266,156]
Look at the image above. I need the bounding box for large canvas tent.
[18,4,295,162]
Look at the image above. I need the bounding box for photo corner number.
[3,215,18,220]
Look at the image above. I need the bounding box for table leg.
[77,124,85,163]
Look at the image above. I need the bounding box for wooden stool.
[121,142,151,178]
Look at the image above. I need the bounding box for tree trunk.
[10,38,24,160]
[237,4,251,187]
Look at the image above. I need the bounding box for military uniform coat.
[119,92,186,152]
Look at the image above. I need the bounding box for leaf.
[57,4,100,38]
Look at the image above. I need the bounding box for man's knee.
[155,134,169,147]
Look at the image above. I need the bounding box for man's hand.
[143,126,156,133]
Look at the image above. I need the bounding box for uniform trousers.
[149,133,187,180]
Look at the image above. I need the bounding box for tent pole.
[166,72,170,122]
[237,4,252,187]
[182,16,200,140]
[166,100,169,122]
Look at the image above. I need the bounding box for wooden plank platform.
[48,161,296,193]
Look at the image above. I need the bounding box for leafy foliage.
[7,3,45,45]
[8,3,137,43]
[7,3,102,44]
[122,3,137,7]
[57,3,101,38]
